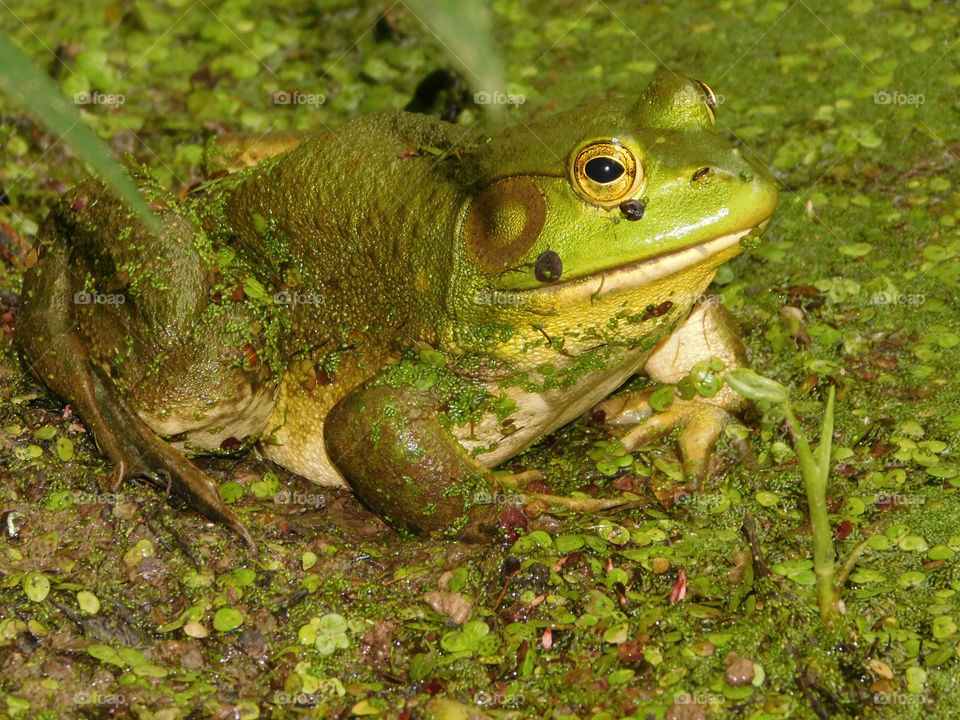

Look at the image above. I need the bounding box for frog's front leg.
[595,298,751,488]
[323,374,503,540]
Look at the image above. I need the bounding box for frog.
[15,71,778,548]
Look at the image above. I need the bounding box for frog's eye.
[570,141,645,207]
[694,79,717,125]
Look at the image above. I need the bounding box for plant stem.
[783,398,841,628]
[817,386,836,489]
[836,538,870,588]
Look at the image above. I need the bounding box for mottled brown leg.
[16,218,256,549]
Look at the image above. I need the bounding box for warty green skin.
[15,72,778,544]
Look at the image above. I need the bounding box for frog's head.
[446,71,778,372]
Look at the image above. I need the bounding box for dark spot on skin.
[220,436,242,452]
[189,67,216,89]
[691,167,711,182]
[534,250,562,283]
[642,301,673,320]
[619,198,645,220]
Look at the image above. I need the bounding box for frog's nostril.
[691,167,711,182]
[619,198,645,221]
[534,250,563,283]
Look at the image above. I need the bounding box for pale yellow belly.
[254,345,651,490]
[258,376,350,488]
[454,346,650,466]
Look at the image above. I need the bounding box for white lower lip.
[523,226,755,301]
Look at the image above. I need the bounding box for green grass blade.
[0,32,158,231]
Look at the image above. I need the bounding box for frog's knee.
[325,382,498,538]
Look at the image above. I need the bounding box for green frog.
[16,72,778,547]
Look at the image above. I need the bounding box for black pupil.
[584,156,624,184]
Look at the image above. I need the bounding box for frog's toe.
[673,401,733,489]
[618,412,678,451]
[596,388,673,448]
[601,391,735,491]
[593,390,655,426]
[149,461,257,551]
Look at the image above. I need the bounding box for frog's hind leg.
[16,191,256,548]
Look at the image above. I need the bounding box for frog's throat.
[522,225,757,301]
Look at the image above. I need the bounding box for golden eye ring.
[570,140,645,207]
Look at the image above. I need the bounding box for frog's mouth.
[519,224,761,302]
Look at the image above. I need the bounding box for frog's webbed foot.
[594,298,756,493]
[595,390,743,489]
